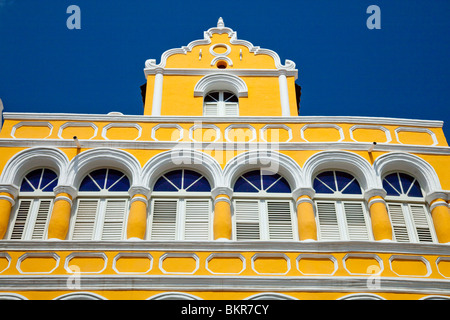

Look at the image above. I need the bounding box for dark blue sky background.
[0,1,449,137]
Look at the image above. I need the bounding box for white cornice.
[0,139,449,155]
[3,113,444,128]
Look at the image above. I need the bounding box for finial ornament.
[217,17,225,28]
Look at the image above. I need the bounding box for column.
[0,192,16,239]
[278,72,291,117]
[293,188,317,241]
[151,68,164,116]
[212,187,233,241]
[429,198,450,244]
[126,186,151,240]
[366,189,393,241]
[47,186,77,240]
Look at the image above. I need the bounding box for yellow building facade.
[0,18,449,300]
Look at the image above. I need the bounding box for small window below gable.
[203,91,239,117]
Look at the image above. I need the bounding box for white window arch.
[383,172,437,243]
[232,169,296,241]
[7,168,58,240]
[69,168,130,241]
[203,90,239,116]
[148,169,212,241]
[313,170,372,241]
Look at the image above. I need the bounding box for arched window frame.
[203,90,239,116]
[232,169,297,241]
[382,171,437,243]
[7,168,58,240]
[313,170,373,241]
[148,169,213,241]
[69,168,130,241]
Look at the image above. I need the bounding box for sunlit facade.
[0,18,449,300]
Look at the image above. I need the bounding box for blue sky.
[0,0,449,137]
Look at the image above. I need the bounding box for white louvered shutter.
[234,200,260,240]
[387,203,410,242]
[316,201,341,241]
[31,200,52,240]
[224,103,239,116]
[204,103,218,116]
[184,199,210,240]
[10,200,32,240]
[409,204,434,243]
[101,199,127,240]
[343,202,370,241]
[151,200,177,240]
[267,201,294,240]
[72,199,99,240]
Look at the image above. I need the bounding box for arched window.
[383,172,436,243]
[7,168,58,240]
[232,169,295,241]
[70,169,130,241]
[313,170,372,241]
[203,91,239,116]
[149,169,212,241]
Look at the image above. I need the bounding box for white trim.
[101,123,142,141]
[296,254,338,276]
[278,74,291,116]
[342,253,384,276]
[57,122,98,140]
[194,73,248,98]
[368,197,386,208]
[395,127,438,146]
[151,123,184,142]
[11,121,53,139]
[296,197,313,206]
[430,200,448,212]
[389,255,432,277]
[260,124,293,143]
[338,293,386,300]
[244,293,298,300]
[147,292,202,300]
[251,253,291,275]
[17,252,60,274]
[436,257,450,279]
[210,56,233,67]
[54,195,72,206]
[64,252,108,274]
[300,124,345,142]
[0,253,11,274]
[224,124,256,142]
[374,152,442,195]
[209,43,232,57]
[189,123,221,143]
[130,196,148,205]
[214,196,231,206]
[159,253,200,275]
[349,124,392,143]
[0,195,15,206]
[112,252,153,274]
[54,292,107,300]
[151,71,164,116]
[205,253,245,275]
[4,112,444,127]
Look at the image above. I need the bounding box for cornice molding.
[3,113,444,128]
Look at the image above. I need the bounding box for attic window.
[203,91,239,116]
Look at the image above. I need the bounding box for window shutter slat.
[316,201,341,241]
[343,202,370,241]
[234,200,260,241]
[72,200,99,240]
[31,200,52,240]
[409,204,433,243]
[224,103,239,116]
[101,199,127,240]
[387,203,410,243]
[10,200,32,240]
[204,103,218,116]
[267,201,293,240]
[184,200,210,240]
[151,200,177,240]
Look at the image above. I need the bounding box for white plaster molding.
[11,121,53,139]
[64,252,107,274]
[251,253,291,275]
[342,253,384,276]
[141,149,223,190]
[223,149,304,190]
[57,122,98,140]
[53,185,78,199]
[0,147,69,188]
[211,186,233,199]
[364,188,387,202]
[214,196,231,206]
[130,196,148,205]
[224,124,256,142]
[63,148,141,188]
[189,123,221,143]
[373,152,442,195]
[295,197,314,207]
[54,292,107,300]
[54,195,72,206]
[300,124,345,142]
[425,191,449,205]
[128,185,151,199]
[17,252,60,275]
[159,253,199,275]
[389,255,432,278]
[292,187,315,201]
[147,292,202,300]
[205,253,245,275]
[395,127,438,146]
[194,73,248,97]
[210,56,234,67]
[296,254,338,276]
[101,123,142,141]
[151,123,184,142]
[349,124,392,143]
[0,194,16,206]
[303,150,378,191]
[112,253,153,274]
[430,200,448,212]
[260,124,293,143]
